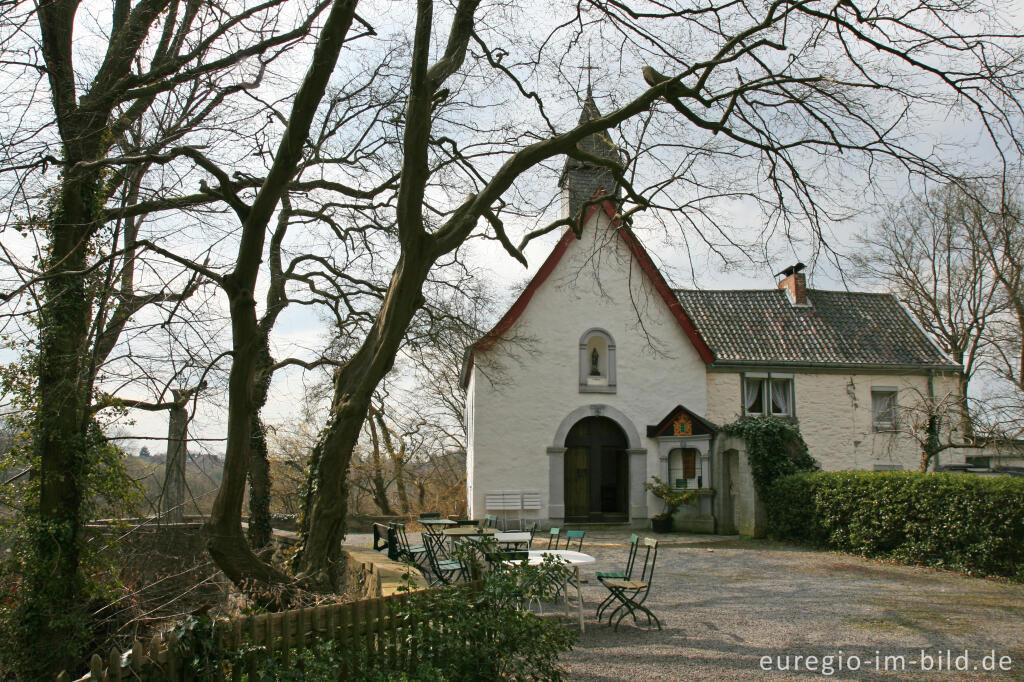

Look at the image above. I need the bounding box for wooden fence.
[57,583,480,681]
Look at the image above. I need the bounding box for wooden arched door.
[564,416,629,522]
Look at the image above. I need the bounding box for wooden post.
[131,639,144,673]
[166,630,180,681]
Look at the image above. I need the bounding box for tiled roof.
[674,288,957,368]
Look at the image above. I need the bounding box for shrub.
[721,416,818,494]
[765,471,1024,580]
[181,551,577,681]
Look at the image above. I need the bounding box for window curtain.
[872,391,895,426]
[771,379,791,415]
[744,379,762,412]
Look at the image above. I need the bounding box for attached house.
[461,98,963,535]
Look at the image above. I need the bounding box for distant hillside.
[126,453,224,516]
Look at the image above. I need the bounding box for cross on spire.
[581,50,598,99]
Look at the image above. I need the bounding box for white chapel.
[460,97,963,534]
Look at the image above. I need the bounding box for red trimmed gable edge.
[460,197,714,388]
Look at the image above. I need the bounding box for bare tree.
[855,178,1024,445]
[854,182,1006,439]
[0,1,339,673]
[3,0,1023,635]
[284,0,1024,584]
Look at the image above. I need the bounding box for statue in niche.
[590,347,601,376]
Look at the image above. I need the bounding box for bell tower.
[558,89,621,222]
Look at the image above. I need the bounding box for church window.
[579,328,616,393]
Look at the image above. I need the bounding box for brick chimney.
[776,262,808,305]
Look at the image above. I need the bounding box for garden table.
[517,549,595,632]
[420,518,455,557]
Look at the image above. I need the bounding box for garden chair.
[483,513,499,529]
[423,530,469,586]
[391,522,429,572]
[418,512,442,519]
[525,521,539,547]
[600,537,661,631]
[595,533,640,619]
[454,519,479,527]
[562,529,585,551]
[546,527,561,549]
[419,519,450,560]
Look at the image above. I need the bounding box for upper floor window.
[579,328,616,393]
[871,387,898,431]
[743,373,793,417]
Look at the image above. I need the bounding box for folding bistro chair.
[422,532,468,586]
[596,533,640,619]
[600,538,661,631]
[418,512,442,520]
[546,527,561,549]
[483,514,499,529]
[562,530,585,551]
[391,522,429,572]
[419,519,449,559]
[526,521,539,547]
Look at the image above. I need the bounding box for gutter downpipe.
[928,369,938,471]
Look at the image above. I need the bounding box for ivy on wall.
[721,416,819,494]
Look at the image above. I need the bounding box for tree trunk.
[374,410,411,514]
[294,253,431,582]
[367,416,395,515]
[247,416,273,547]
[957,375,974,442]
[246,338,275,548]
[204,0,358,587]
[163,390,189,523]
[27,187,95,675]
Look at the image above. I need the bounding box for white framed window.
[871,387,898,431]
[743,373,794,417]
[579,328,616,393]
[668,448,700,490]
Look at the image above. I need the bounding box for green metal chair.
[546,527,561,549]
[600,538,661,631]
[421,527,469,586]
[390,522,430,574]
[483,513,499,529]
[418,512,442,519]
[562,529,585,551]
[525,521,539,547]
[595,533,640,619]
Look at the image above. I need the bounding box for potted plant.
[645,476,697,533]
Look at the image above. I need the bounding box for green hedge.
[766,471,1024,580]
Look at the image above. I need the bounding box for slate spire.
[558,90,621,221]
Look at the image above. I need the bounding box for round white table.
[526,550,595,631]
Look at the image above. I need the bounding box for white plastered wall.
[465,210,708,523]
[706,370,964,471]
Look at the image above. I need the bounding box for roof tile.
[673,288,956,368]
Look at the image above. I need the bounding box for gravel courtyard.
[557,532,1024,681]
[347,529,1023,680]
